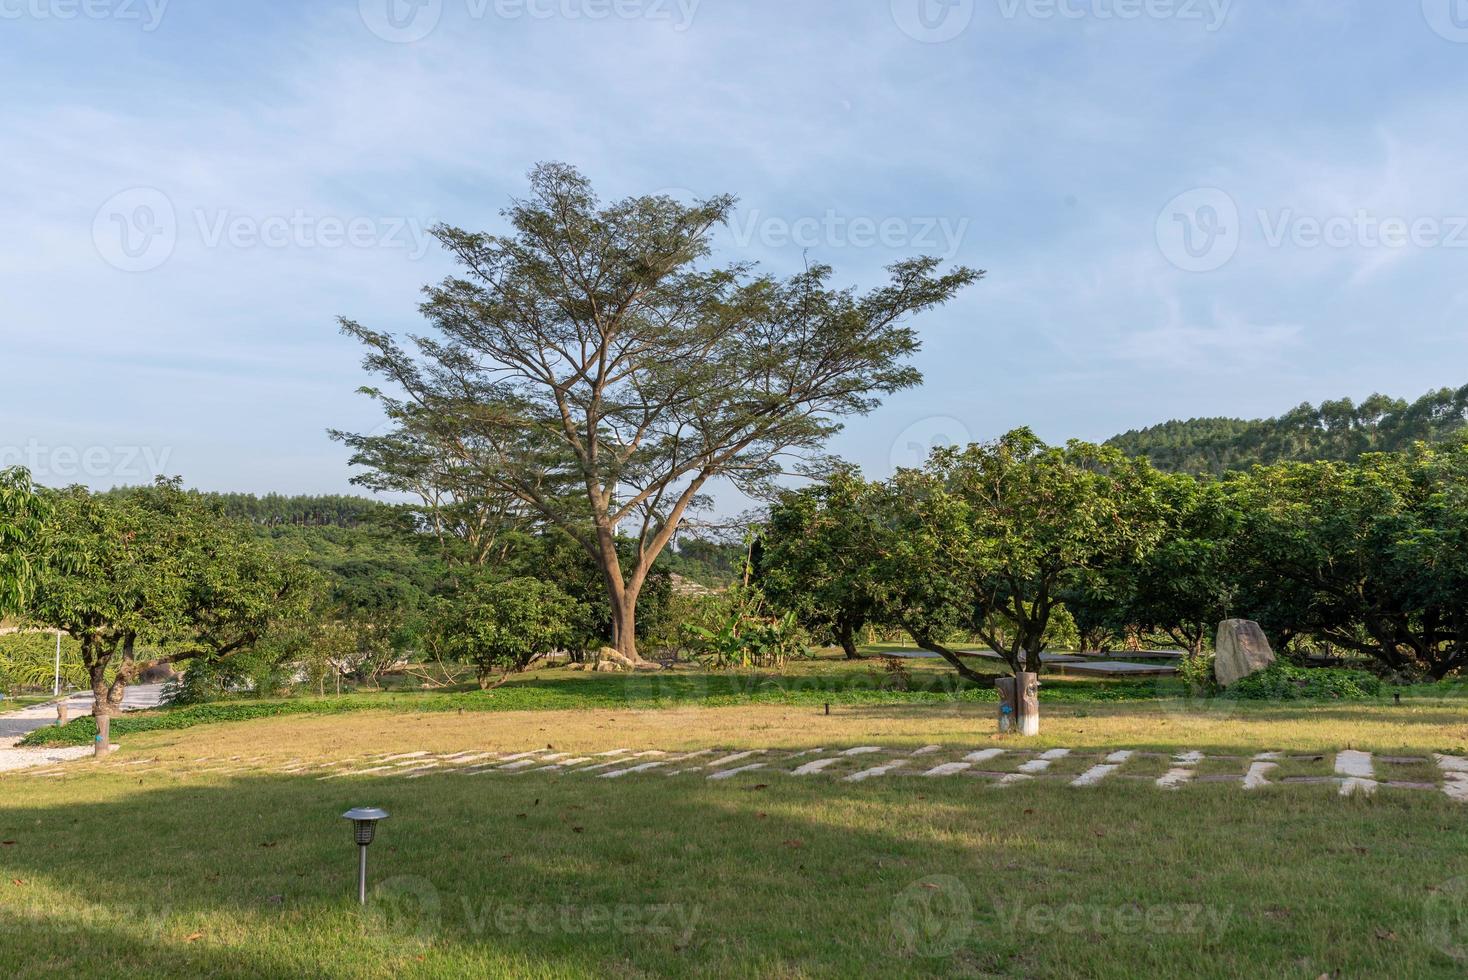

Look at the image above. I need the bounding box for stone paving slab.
[18,744,1468,803]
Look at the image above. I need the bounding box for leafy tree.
[29,481,315,715]
[1109,475,1241,657]
[876,429,1168,677]
[336,162,981,663]
[1233,443,1468,678]
[438,576,581,688]
[759,469,880,659]
[0,467,46,618]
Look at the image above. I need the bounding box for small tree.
[877,429,1168,677]
[440,577,581,688]
[759,469,881,659]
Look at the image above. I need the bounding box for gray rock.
[1214,620,1276,688]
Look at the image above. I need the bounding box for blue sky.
[2,1,1466,504]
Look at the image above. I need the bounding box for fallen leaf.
[919,883,941,891]
[11,879,25,886]
[259,842,278,848]
[572,827,584,834]
[184,932,204,943]
[1375,929,1398,941]
[1,841,14,847]
[782,839,804,849]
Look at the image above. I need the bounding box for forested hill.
[202,493,382,527]
[1108,383,1468,476]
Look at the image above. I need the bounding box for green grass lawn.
[4,763,1468,978]
[6,655,1468,977]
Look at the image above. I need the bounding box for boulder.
[1214,620,1276,688]
[595,646,661,672]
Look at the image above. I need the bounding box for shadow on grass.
[4,769,1468,977]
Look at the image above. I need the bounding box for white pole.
[53,630,61,697]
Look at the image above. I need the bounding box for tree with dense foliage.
[336,162,981,664]
[1233,442,1468,678]
[1109,475,1241,657]
[876,429,1168,678]
[438,576,581,688]
[29,481,316,714]
[0,467,46,618]
[1109,383,1468,476]
[759,469,881,659]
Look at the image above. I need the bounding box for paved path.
[0,685,165,769]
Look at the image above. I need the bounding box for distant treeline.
[1109,383,1468,476]
[198,493,383,528]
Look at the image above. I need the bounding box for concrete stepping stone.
[922,762,972,777]
[844,760,907,782]
[704,751,762,769]
[841,746,883,756]
[1243,761,1278,790]
[496,759,543,771]
[708,763,766,781]
[963,749,1004,764]
[1104,751,1134,765]
[1334,750,1378,796]
[784,748,825,759]
[600,760,669,778]
[995,773,1033,787]
[1174,751,1204,765]
[1017,750,1069,775]
[910,745,942,756]
[792,757,842,776]
[1071,764,1119,787]
[377,751,431,763]
[1156,768,1196,790]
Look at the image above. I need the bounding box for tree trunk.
[836,617,865,660]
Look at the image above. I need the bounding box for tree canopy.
[336,162,981,661]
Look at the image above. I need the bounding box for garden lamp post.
[342,807,389,904]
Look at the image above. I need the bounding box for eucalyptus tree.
[876,429,1168,677]
[0,467,46,618]
[336,162,980,662]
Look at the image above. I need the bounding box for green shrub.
[1225,663,1383,701]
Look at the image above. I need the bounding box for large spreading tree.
[336,163,980,662]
